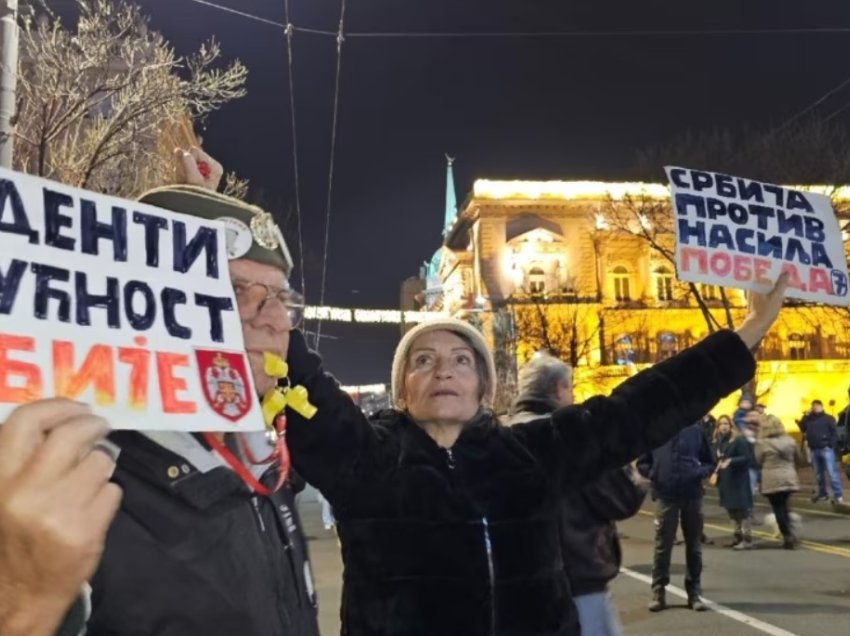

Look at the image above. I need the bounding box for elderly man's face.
[403,330,481,426]
[229,259,293,396]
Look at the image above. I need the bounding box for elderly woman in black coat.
[284,278,787,636]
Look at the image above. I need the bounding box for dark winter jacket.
[835,405,850,454]
[285,329,753,636]
[636,424,715,501]
[715,434,754,511]
[508,399,647,597]
[84,431,320,636]
[798,412,838,450]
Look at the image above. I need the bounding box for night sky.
[122,0,850,383]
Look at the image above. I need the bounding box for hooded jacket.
[508,397,646,597]
[285,329,754,636]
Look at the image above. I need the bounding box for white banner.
[0,168,264,431]
[666,166,850,306]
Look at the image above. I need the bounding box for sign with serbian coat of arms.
[195,349,254,423]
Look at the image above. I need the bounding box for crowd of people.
[0,149,797,636]
[636,390,850,622]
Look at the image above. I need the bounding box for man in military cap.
[0,152,321,636]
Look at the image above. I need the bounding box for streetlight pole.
[0,0,18,168]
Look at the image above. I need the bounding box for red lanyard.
[202,414,290,497]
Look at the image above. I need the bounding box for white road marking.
[620,567,801,636]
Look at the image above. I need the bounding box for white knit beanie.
[391,318,497,409]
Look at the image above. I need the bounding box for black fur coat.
[286,329,754,636]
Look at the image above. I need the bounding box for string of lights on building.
[304,306,448,324]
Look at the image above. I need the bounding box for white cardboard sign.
[666,166,850,306]
[0,168,264,431]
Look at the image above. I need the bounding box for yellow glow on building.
[433,177,850,432]
[472,179,850,204]
[473,179,669,201]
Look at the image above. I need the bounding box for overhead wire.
[344,27,850,39]
[314,0,347,351]
[823,100,850,124]
[184,0,287,28]
[766,75,850,135]
[282,0,307,301]
[181,4,850,39]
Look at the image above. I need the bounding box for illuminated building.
[416,162,850,428]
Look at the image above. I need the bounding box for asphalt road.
[300,490,850,636]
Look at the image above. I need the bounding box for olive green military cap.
[138,184,293,276]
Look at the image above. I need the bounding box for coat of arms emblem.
[195,349,253,422]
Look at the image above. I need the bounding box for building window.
[701,284,719,301]
[654,267,674,301]
[788,333,808,360]
[612,266,631,301]
[528,267,546,294]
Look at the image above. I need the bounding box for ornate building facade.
[418,166,850,426]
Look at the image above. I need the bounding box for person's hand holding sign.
[174,146,223,191]
[0,399,122,636]
[734,272,790,351]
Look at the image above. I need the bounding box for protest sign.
[0,167,264,431]
[666,166,850,306]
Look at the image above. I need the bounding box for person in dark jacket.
[797,400,844,504]
[3,164,321,635]
[90,184,319,635]
[507,353,646,636]
[279,273,786,636]
[637,422,715,613]
[714,417,755,549]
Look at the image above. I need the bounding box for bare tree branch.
[13,0,248,198]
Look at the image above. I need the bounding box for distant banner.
[0,168,264,431]
[666,166,850,306]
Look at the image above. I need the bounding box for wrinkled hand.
[174,146,223,192]
[0,399,122,636]
[734,272,790,350]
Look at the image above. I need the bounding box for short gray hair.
[514,352,572,405]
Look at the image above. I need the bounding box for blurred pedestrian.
[756,415,803,549]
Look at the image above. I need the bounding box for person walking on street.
[637,423,715,613]
[797,400,844,504]
[714,417,755,549]
[755,415,803,549]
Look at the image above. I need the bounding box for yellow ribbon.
[260,352,317,427]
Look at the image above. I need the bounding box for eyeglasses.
[231,279,304,329]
